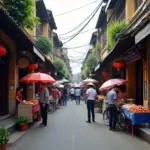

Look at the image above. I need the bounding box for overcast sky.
[44,0,102,74]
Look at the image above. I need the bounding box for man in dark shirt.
[62,85,68,106]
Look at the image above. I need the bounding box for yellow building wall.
[42,23,49,37]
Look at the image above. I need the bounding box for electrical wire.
[55,0,98,17]
[59,28,95,39]
[63,2,102,44]
[58,2,101,36]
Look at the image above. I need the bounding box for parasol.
[99,79,128,91]
[20,73,56,83]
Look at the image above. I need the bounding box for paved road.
[9,101,150,150]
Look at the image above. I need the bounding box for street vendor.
[107,85,119,131]
[39,82,49,127]
[16,86,23,104]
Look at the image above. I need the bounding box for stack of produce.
[23,99,38,105]
[129,105,150,113]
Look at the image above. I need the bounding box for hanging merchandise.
[0,45,7,56]
[113,61,124,71]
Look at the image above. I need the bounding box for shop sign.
[144,81,147,100]
[123,46,140,64]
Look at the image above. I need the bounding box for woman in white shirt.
[86,83,97,123]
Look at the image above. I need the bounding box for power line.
[63,2,102,44]
[59,28,95,39]
[58,2,101,36]
[55,0,98,17]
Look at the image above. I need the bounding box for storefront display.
[121,104,150,137]
[18,99,40,122]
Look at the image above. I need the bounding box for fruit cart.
[121,105,150,137]
[18,99,40,122]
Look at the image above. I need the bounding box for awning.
[93,35,134,78]
[135,22,150,44]
[100,36,134,69]
[0,7,45,62]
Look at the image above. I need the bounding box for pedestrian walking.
[52,86,60,107]
[62,85,68,106]
[39,82,49,127]
[86,83,97,123]
[70,87,75,100]
[107,85,119,131]
[75,87,81,105]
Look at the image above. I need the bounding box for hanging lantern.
[113,62,124,71]
[45,72,51,75]
[0,45,7,56]
[28,64,38,72]
[102,71,109,77]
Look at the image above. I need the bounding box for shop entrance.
[0,56,9,115]
[136,59,143,105]
[19,69,28,100]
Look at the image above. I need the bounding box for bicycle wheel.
[103,109,110,126]
[118,112,126,131]
[48,103,55,114]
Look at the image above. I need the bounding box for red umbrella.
[20,73,56,83]
[99,79,127,91]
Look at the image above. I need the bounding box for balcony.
[36,24,42,39]
[108,0,126,23]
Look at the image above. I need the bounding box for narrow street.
[9,101,150,150]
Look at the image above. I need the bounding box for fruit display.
[23,99,38,105]
[129,105,150,113]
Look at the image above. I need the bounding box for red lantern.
[113,62,124,71]
[0,45,7,56]
[102,71,109,77]
[45,72,51,75]
[28,64,38,71]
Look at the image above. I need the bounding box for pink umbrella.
[99,79,128,91]
[79,82,84,87]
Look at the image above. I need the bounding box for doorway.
[0,56,9,115]
[136,59,143,105]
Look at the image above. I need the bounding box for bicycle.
[94,100,103,113]
[103,106,126,131]
[48,99,57,114]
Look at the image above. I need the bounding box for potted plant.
[37,111,42,121]
[0,125,9,150]
[16,116,30,131]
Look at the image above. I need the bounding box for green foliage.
[0,125,9,145]
[16,116,30,126]
[107,21,127,51]
[54,57,72,80]
[86,53,97,69]
[36,36,53,54]
[3,0,40,29]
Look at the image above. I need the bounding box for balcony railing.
[36,24,42,39]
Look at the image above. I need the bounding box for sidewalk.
[0,116,16,133]
[138,127,150,144]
